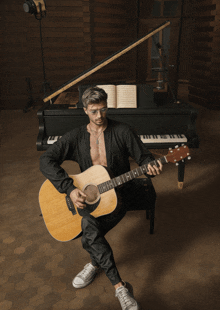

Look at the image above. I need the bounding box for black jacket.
[40,118,155,196]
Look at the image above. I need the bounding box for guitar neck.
[98,156,167,194]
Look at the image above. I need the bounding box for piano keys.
[139,134,187,145]
[37,102,199,151]
[46,134,187,146]
[47,136,62,144]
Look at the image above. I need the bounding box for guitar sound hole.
[82,184,100,205]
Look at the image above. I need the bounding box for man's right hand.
[70,188,87,209]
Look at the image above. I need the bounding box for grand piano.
[36,21,199,188]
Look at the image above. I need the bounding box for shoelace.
[116,287,135,309]
[80,264,95,279]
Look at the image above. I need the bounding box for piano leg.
[178,160,185,189]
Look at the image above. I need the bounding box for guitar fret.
[108,180,113,189]
[109,180,113,189]
[107,182,110,190]
[112,178,117,188]
[142,164,148,173]
[123,173,128,183]
[137,167,141,176]
[102,183,106,192]
[116,177,121,186]
[121,174,125,184]
[97,184,102,194]
[106,181,110,191]
[132,169,136,178]
[161,156,167,164]
[153,160,157,166]
[139,167,143,175]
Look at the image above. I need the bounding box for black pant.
[81,207,126,286]
[80,180,156,286]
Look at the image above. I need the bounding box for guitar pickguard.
[77,198,101,217]
[66,193,101,217]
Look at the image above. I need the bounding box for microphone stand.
[152,37,178,104]
[23,3,52,112]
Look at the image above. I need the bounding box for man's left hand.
[147,160,163,176]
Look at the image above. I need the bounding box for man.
[40,86,162,310]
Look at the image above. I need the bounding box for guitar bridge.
[65,195,77,215]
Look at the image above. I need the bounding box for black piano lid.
[39,101,199,117]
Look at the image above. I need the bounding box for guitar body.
[39,165,117,242]
[39,145,190,242]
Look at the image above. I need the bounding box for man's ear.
[83,108,88,115]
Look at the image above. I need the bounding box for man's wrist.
[67,185,77,196]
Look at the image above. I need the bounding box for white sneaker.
[115,283,140,310]
[72,263,98,288]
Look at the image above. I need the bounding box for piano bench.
[125,178,156,234]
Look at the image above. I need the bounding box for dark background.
[1,0,219,110]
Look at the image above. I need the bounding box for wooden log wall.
[1,0,218,110]
[188,0,220,108]
[84,0,137,85]
[0,0,137,110]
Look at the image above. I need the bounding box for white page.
[116,85,137,108]
[97,85,116,108]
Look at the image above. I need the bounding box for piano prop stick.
[43,21,171,103]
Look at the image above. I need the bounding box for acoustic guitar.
[39,145,190,242]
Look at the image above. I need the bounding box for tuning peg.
[176,163,179,166]
[188,156,191,160]
[182,159,184,162]
[175,145,179,148]
[169,148,172,150]
[181,144,185,146]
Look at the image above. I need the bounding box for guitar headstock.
[166,145,190,164]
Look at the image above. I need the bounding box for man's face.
[84,101,108,126]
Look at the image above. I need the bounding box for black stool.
[125,178,156,234]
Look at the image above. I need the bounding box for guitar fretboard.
[97,156,167,194]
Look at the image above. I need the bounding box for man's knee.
[81,215,103,247]
[81,215,103,238]
[81,214,97,230]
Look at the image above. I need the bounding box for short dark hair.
[82,86,108,108]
